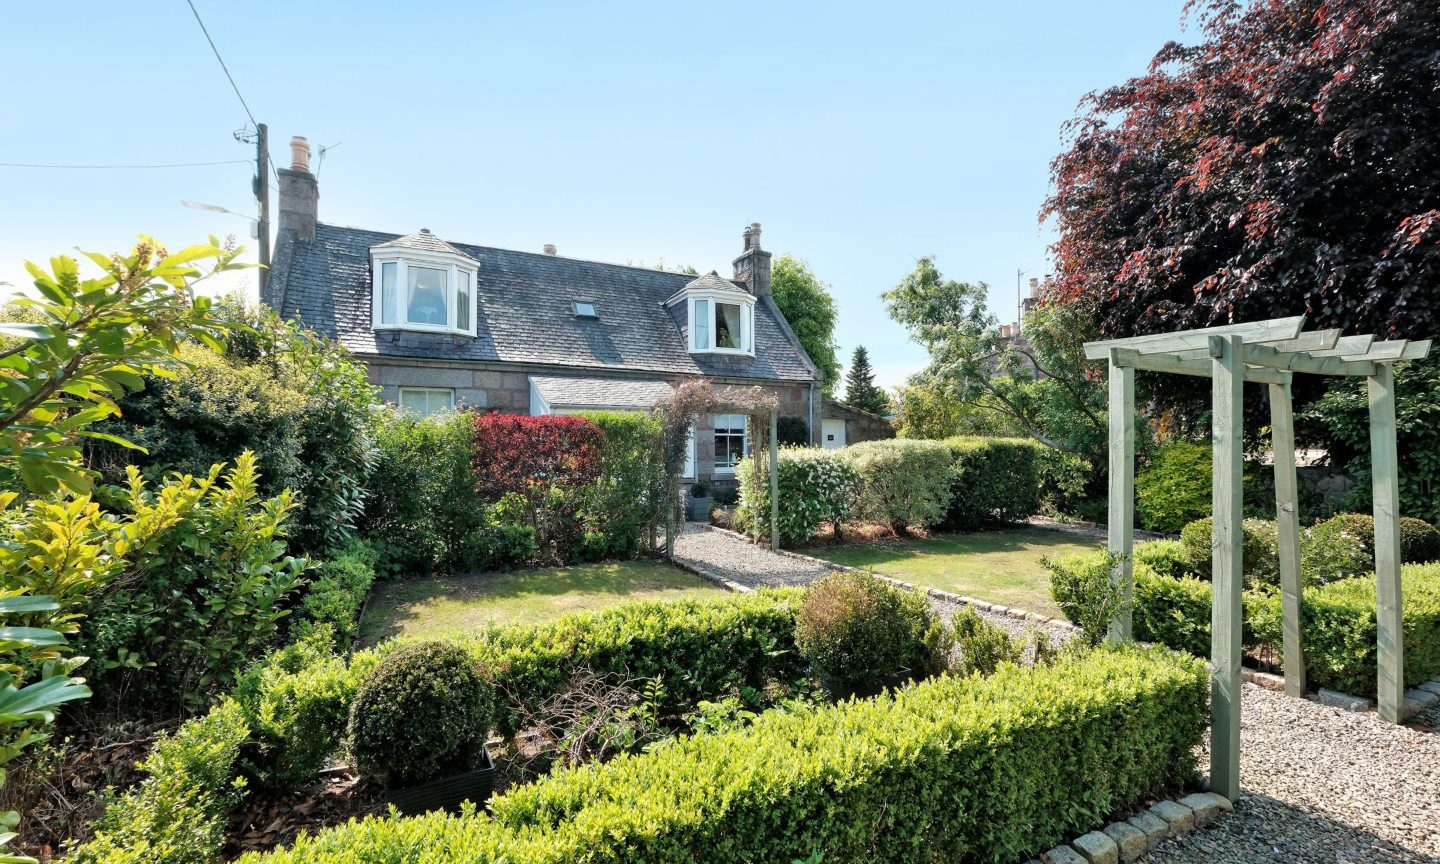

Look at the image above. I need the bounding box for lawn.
[359,559,722,644]
[804,527,1101,617]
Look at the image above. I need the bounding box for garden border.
[1033,791,1232,864]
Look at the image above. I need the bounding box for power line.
[183,0,279,185]
[0,158,252,170]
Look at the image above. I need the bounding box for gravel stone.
[1071,831,1119,864]
[1043,844,1087,864]
[1102,821,1147,862]
[1125,811,1169,852]
[1146,683,1440,863]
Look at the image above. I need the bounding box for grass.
[804,527,1101,617]
[359,559,722,644]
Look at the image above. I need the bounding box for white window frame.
[670,290,755,356]
[712,413,749,475]
[397,386,456,417]
[682,422,697,479]
[371,248,478,336]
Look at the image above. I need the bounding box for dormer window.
[371,231,478,336]
[667,272,755,356]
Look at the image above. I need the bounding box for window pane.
[693,299,710,349]
[716,302,742,349]
[407,266,448,325]
[713,414,748,471]
[741,304,752,351]
[380,261,397,326]
[399,388,454,417]
[455,271,470,331]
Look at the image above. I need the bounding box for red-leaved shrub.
[472,414,602,559]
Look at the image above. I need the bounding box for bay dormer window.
[667,272,756,356]
[370,230,478,336]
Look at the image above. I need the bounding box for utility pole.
[1016,268,1027,335]
[255,123,271,299]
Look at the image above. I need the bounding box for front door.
[821,418,847,449]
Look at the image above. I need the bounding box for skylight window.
[572,300,599,318]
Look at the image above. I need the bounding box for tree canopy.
[1043,0,1440,341]
[770,255,841,395]
[843,346,889,416]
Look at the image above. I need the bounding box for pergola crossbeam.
[1083,315,1305,360]
[1310,334,1375,357]
[1110,347,1292,384]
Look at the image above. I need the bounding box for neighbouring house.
[263,135,890,491]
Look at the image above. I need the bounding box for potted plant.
[687,479,713,522]
[347,641,497,815]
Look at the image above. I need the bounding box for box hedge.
[941,436,1043,530]
[734,446,861,545]
[243,646,1207,864]
[843,439,953,532]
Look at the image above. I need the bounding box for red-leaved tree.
[1043,0,1440,341]
[472,413,602,556]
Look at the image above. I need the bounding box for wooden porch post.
[1106,349,1135,642]
[1369,364,1404,723]
[1268,382,1306,697]
[769,409,780,551]
[1210,335,1244,801]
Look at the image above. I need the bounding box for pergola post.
[1268,382,1306,697]
[1106,349,1135,642]
[1369,364,1404,723]
[769,409,780,551]
[1210,334,1244,802]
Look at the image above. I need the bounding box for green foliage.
[242,647,1208,864]
[794,572,938,692]
[941,436,1043,529]
[1131,565,1228,659]
[1178,517,1281,587]
[735,447,860,545]
[291,540,377,649]
[69,699,250,864]
[1036,448,1092,515]
[91,301,379,554]
[1401,516,1440,563]
[1136,442,1211,533]
[892,381,1021,440]
[842,346,889,415]
[842,439,952,533]
[348,641,495,786]
[776,416,809,446]
[576,412,665,560]
[1301,514,1374,585]
[771,255,841,396]
[1133,540,1192,581]
[0,238,240,496]
[948,606,1021,677]
[1045,552,1129,646]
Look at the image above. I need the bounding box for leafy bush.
[1136,442,1210,533]
[842,439,952,533]
[243,647,1208,864]
[794,572,938,692]
[941,436,1043,529]
[291,539,376,648]
[1134,539,1192,580]
[1301,514,1374,585]
[1178,516,1280,586]
[735,447,861,544]
[1037,448,1092,515]
[1401,516,1440,563]
[90,301,378,554]
[776,416,809,445]
[348,641,495,787]
[69,699,250,864]
[1045,552,1129,646]
[578,412,665,560]
[949,606,1021,676]
[1299,512,1440,566]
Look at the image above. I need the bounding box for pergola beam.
[1241,343,1378,377]
[1083,315,1305,360]
[1310,334,1375,357]
[1110,347,1293,385]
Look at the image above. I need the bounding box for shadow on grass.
[807,527,1100,567]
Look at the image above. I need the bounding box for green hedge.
[941,436,1043,530]
[1136,442,1211,534]
[843,439,953,532]
[243,646,1207,864]
[290,539,377,648]
[734,447,861,544]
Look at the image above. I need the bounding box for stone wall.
[820,399,894,444]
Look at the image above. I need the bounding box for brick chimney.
[276,135,318,243]
[732,222,772,299]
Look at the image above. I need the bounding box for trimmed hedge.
[1178,517,1280,586]
[735,447,860,544]
[941,436,1043,530]
[243,646,1207,864]
[1136,441,1211,533]
[291,539,376,648]
[843,439,953,532]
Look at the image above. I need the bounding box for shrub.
[1178,517,1280,586]
[1301,514,1374,585]
[1045,552,1129,646]
[735,447,861,544]
[577,412,665,560]
[794,572,938,691]
[1136,441,1210,533]
[1037,448,1092,515]
[1303,512,1440,566]
[842,439,952,533]
[776,415,809,445]
[1401,516,1440,563]
[292,539,376,648]
[69,700,251,864]
[348,642,495,787]
[941,436,1043,529]
[89,301,378,554]
[949,606,1021,676]
[1134,539,1193,580]
[243,647,1208,864]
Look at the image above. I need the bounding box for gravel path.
[1146,684,1440,863]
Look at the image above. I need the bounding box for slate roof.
[372,230,475,260]
[529,375,673,411]
[271,224,817,384]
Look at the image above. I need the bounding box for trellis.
[1083,317,1431,800]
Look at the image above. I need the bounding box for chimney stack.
[543,244,557,256]
[732,221,772,299]
[277,134,318,244]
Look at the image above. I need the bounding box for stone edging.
[1241,667,1440,720]
[1036,792,1232,864]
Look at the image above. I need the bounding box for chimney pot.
[289,136,311,173]
[733,222,772,299]
[543,243,557,256]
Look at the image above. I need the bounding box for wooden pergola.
[1083,316,1431,800]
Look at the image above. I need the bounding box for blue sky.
[1,1,1187,389]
